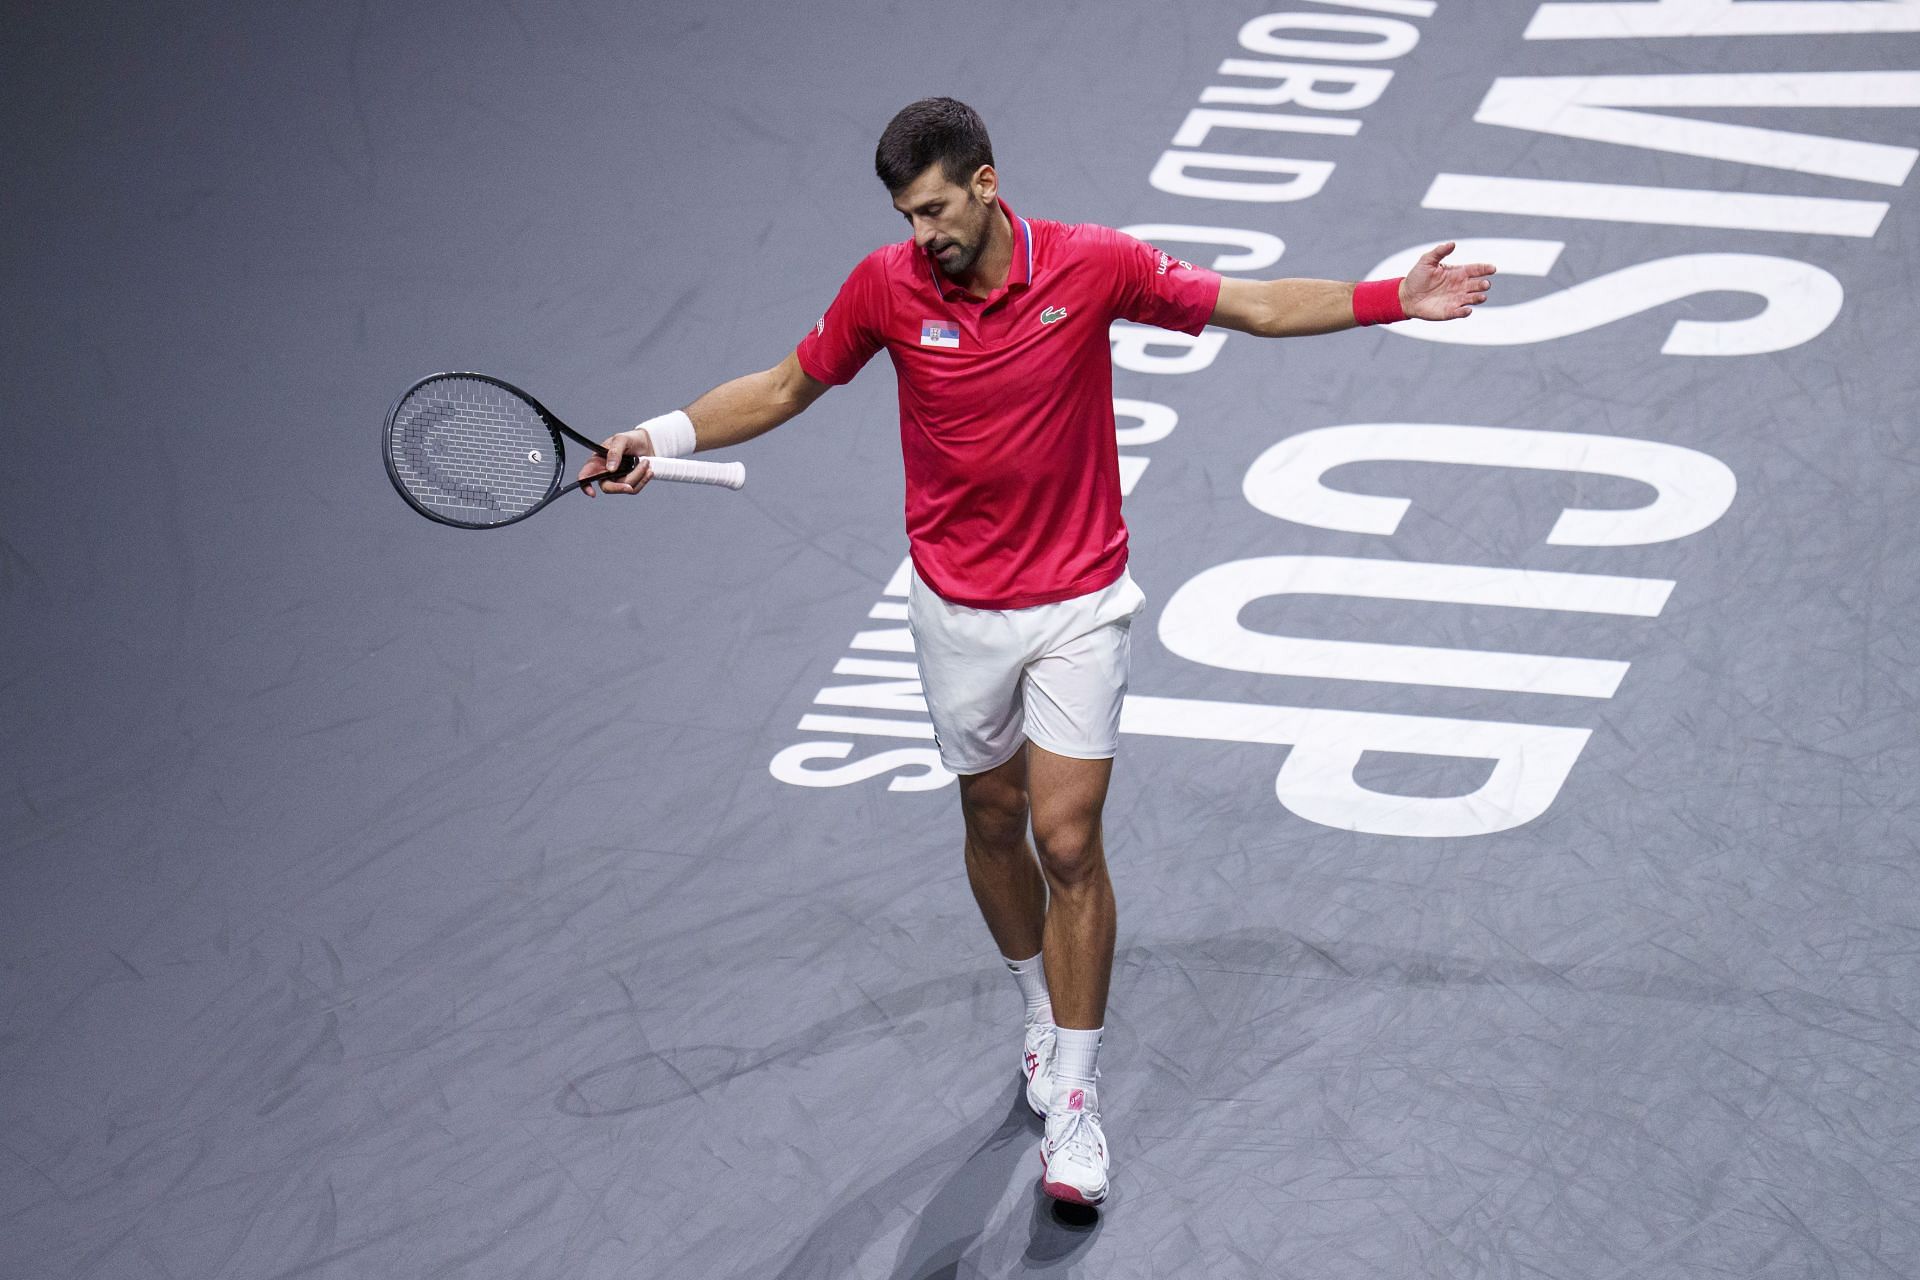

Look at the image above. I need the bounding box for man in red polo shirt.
[583,98,1492,1207]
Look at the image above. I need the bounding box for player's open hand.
[1400,243,1495,321]
[579,430,655,497]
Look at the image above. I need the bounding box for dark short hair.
[875,98,994,194]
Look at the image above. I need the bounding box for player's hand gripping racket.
[383,372,744,529]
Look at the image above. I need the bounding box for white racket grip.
[645,456,746,491]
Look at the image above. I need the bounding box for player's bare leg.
[1026,741,1116,1205]
[1025,744,1116,1029]
[959,741,1116,1203]
[956,746,1046,960]
[957,747,1063,1118]
[957,742,1117,1030]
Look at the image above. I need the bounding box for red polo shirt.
[795,201,1222,609]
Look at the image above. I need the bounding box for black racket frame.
[382,370,642,530]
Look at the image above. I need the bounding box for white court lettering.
[1421,173,1887,238]
[1117,225,1286,273]
[769,742,953,793]
[1242,423,1738,547]
[1205,59,1394,111]
[1121,695,1590,839]
[1149,152,1336,202]
[1157,556,1673,698]
[1171,107,1362,144]
[1474,73,1920,185]
[1526,0,1920,40]
[1238,12,1427,60]
[1113,399,1179,447]
[1110,322,1228,375]
[1364,238,1845,355]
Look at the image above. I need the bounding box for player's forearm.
[1211,245,1488,335]
[669,369,793,451]
[664,353,826,454]
[1245,278,1364,338]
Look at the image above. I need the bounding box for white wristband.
[637,409,696,458]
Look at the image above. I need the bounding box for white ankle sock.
[1053,1025,1102,1098]
[1004,952,1054,1026]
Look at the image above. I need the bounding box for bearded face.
[892,165,997,279]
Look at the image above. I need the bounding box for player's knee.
[961,775,1029,853]
[964,797,1029,858]
[1033,820,1102,888]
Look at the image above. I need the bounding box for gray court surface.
[6,2,1920,1277]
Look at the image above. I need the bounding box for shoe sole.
[1038,1150,1107,1206]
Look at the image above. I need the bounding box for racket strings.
[387,377,561,526]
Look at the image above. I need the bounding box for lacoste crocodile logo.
[1040,306,1069,325]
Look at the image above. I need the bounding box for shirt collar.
[926,199,1034,301]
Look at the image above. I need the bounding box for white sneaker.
[1039,1083,1109,1206]
[1022,1020,1057,1117]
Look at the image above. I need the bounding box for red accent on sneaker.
[1067,1088,1084,1111]
[1039,1149,1107,1207]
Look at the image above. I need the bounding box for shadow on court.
[591,923,1831,1276]
[727,1087,1090,1279]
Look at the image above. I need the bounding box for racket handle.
[632,456,747,491]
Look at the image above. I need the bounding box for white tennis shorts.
[908,566,1147,776]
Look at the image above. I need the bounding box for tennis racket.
[383,371,745,529]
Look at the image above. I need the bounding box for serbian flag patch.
[919,319,960,349]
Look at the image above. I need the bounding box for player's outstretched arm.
[583,351,829,495]
[1208,242,1495,338]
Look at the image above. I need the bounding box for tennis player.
[583,98,1493,1207]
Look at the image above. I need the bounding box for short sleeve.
[795,252,886,386]
[1099,227,1223,336]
